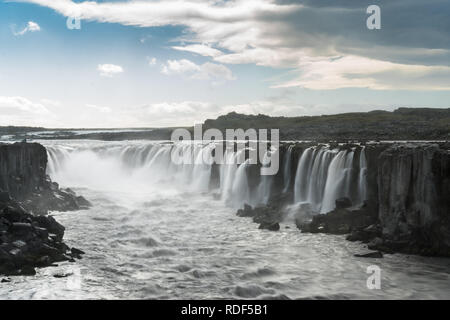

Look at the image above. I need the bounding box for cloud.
[123,99,310,127]
[40,98,61,107]
[172,44,223,58]
[0,96,56,126]
[97,64,124,77]
[16,0,450,91]
[13,21,41,36]
[86,104,112,113]
[0,96,50,115]
[161,59,235,81]
[274,55,450,90]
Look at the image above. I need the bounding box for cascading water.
[282,145,293,193]
[46,141,367,214]
[8,139,443,300]
[292,145,367,214]
[358,147,368,204]
[47,141,259,209]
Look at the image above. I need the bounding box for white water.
[1,140,450,299]
[293,146,367,213]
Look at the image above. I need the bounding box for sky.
[0,0,449,128]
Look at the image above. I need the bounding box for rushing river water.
[1,140,450,299]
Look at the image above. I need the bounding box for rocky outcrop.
[296,142,450,257]
[374,143,450,256]
[0,142,91,214]
[0,142,88,275]
[234,141,449,257]
[0,196,84,276]
[0,142,47,200]
[297,200,378,235]
[237,203,285,232]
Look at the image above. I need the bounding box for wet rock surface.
[0,142,91,215]
[0,142,87,275]
[375,143,450,257]
[236,141,449,257]
[0,196,84,276]
[296,143,450,257]
[237,203,286,232]
[297,203,378,235]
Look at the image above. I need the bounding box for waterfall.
[46,141,368,213]
[358,147,368,204]
[282,145,293,193]
[292,145,367,214]
[294,147,314,203]
[46,141,263,209]
[320,149,354,213]
[230,160,251,207]
[255,150,275,205]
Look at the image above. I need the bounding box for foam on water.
[1,140,449,299]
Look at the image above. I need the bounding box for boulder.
[9,222,33,236]
[335,197,352,209]
[258,222,280,231]
[354,251,383,258]
[298,207,377,235]
[0,197,84,276]
[71,247,85,255]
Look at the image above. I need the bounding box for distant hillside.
[1,107,449,141]
[203,108,450,141]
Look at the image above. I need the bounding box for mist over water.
[2,140,450,299]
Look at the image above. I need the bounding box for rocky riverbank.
[0,194,84,276]
[0,142,88,276]
[0,142,91,215]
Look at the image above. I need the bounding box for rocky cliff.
[236,142,450,257]
[0,142,88,276]
[376,143,450,256]
[0,142,90,215]
[0,142,47,200]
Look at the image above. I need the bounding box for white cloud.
[121,100,307,127]
[0,96,56,126]
[172,44,223,58]
[18,0,299,68]
[0,96,50,115]
[161,59,235,81]
[275,55,450,90]
[161,59,200,75]
[13,21,41,36]
[86,104,112,113]
[40,98,61,107]
[97,64,124,77]
[16,0,450,91]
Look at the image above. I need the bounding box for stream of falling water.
[1,140,449,299]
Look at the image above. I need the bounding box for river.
[1,140,449,299]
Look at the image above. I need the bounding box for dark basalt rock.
[335,197,352,209]
[258,222,280,231]
[0,142,92,215]
[354,251,383,258]
[294,142,450,258]
[0,196,84,276]
[0,142,88,275]
[346,224,382,243]
[236,202,286,231]
[71,247,85,255]
[297,200,377,236]
[376,144,450,257]
[236,204,254,217]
